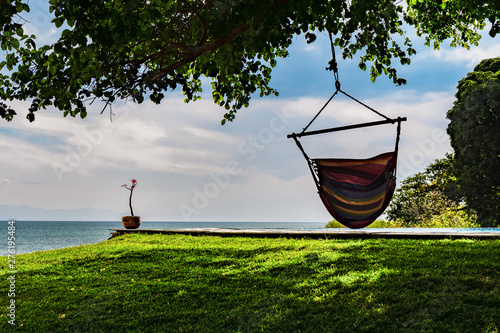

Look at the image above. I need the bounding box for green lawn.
[2,234,499,332]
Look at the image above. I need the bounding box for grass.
[2,234,500,332]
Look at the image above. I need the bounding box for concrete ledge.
[109,228,500,240]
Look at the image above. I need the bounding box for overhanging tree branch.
[145,22,251,82]
[1,0,499,122]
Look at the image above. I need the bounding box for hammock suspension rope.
[287,33,407,229]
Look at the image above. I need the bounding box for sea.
[0,220,328,255]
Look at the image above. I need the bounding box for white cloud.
[4,24,493,222]
[21,2,62,45]
[415,34,500,67]
[0,132,61,171]
[3,88,454,218]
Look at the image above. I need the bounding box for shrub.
[415,208,479,228]
[325,219,402,228]
[325,210,479,229]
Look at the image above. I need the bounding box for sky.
[1,4,500,222]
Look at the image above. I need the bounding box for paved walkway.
[109,228,500,240]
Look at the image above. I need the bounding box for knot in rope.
[327,32,340,91]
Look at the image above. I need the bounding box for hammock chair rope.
[287,32,407,229]
[289,33,405,140]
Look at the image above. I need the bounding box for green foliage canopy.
[447,57,500,227]
[0,0,499,123]
[386,154,478,228]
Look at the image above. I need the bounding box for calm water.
[0,221,327,255]
[1,221,499,256]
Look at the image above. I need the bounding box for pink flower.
[122,179,138,216]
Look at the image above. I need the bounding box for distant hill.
[0,204,120,221]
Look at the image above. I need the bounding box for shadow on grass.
[9,236,500,333]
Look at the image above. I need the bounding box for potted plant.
[121,179,140,229]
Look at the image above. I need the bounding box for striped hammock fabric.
[314,152,397,229]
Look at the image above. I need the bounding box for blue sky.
[1,6,500,222]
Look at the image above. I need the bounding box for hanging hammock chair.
[288,34,407,229]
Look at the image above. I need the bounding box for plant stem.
[129,189,134,216]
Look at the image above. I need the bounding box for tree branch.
[145,22,251,81]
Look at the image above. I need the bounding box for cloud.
[414,33,500,67]
[3,88,452,209]
[21,1,62,45]
[1,28,481,221]
[0,130,62,172]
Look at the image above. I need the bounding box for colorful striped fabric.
[314,152,397,229]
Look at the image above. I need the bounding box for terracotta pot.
[122,216,141,229]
